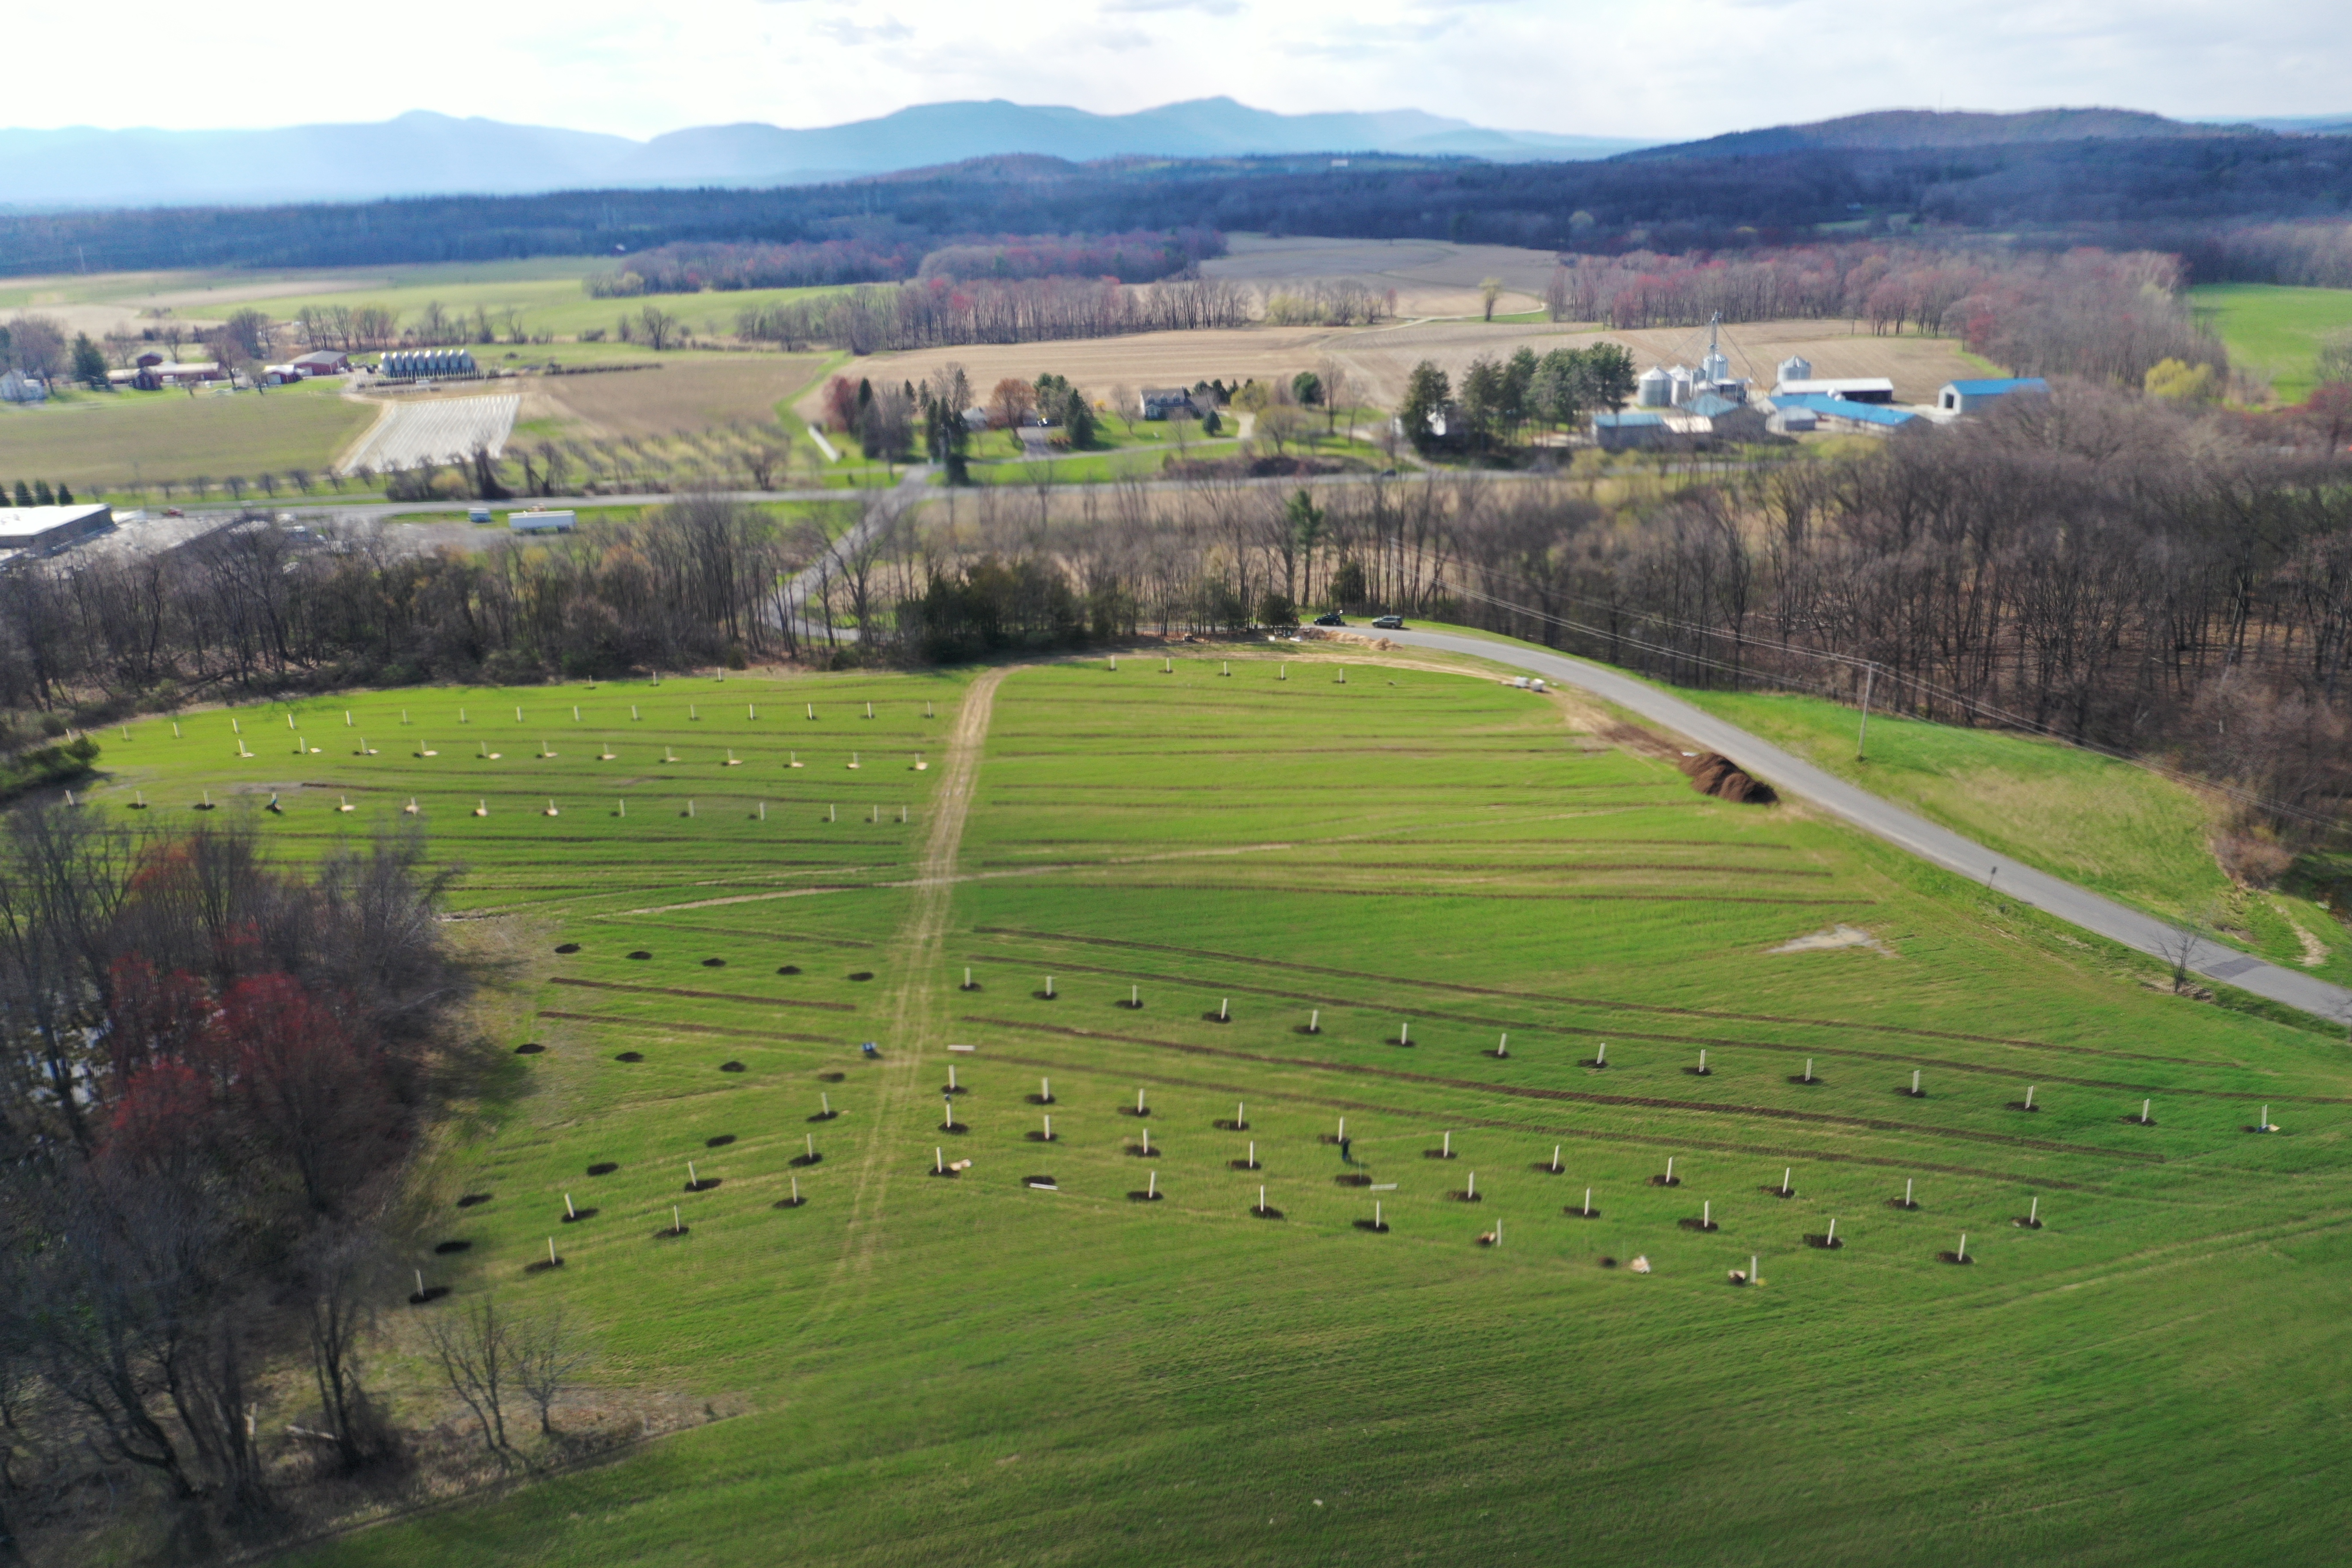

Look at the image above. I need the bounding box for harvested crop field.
[0,380,376,490]
[525,354,827,438]
[1203,233,1566,317]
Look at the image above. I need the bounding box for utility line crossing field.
[83,654,2352,1566]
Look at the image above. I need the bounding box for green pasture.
[2189,283,2352,404]
[70,648,2352,1565]
[1677,687,2349,986]
[0,376,373,494]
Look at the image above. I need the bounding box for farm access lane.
[1379,628,2352,1023]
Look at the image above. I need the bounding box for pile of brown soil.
[1212,1118,1248,1131]
[701,958,726,968]
[408,1286,451,1305]
[586,1162,620,1176]
[456,1193,493,1208]
[653,1225,692,1239]
[719,1061,746,1073]
[808,1107,839,1122]
[1333,1173,1373,1188]
[627,950,652,960]
[1886,1197,1920,1210]
[1251,1205,1285,1220]
[817,1070,845,1082]
[1352,1218,1390,1232]
[615,1051,644,1063]
[773,1194,808,1209]
[560,1207,597,1224]
[1025,1129,1057,1142]
[683,1177,722,1193]
[514,1042,546,1055]
[848,971,875,982]
[705,1134,737,1147]
[1229,1157,1262,1169]
[1759,1184,1798,1200]
[524,1257,564,1274]
[777,965,802,975]
[434,1240,472,1254]
[1566,1206,1603,1219]
[1448,1190,1484,1204]
[554,943,582,954]
[789,1151,824,1167]
[1678,1217,1719,1232]
[1127,1189,1164,1203]
[1936,1250,1972,1265]
[1680,752,1777,804]
[1804,1233,1843,1249]
[1647,1174,1681,1188]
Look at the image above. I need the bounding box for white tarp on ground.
[339,394,519,475]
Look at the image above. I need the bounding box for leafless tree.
[424,1297,514,1458]
[508,1306,595,1437]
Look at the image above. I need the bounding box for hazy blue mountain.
[0,99,1650,211]
[2227,114,2352,134]
[0,112,636,208]
[1623,107,2251,160]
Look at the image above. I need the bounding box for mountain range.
[0,99,1651,211]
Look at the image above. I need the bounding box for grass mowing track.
[77,650,2352,1566]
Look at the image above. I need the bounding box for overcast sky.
[11,0,2348,138]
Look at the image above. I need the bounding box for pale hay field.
[826,316,1984,417]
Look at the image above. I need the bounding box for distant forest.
[2,133,2349,280]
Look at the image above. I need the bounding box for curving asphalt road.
[1381,627,2352,1022]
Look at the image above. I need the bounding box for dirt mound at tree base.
[1679,751,1777,804]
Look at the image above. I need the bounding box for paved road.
[777,464,937,644]
[1382,627,2352,1022]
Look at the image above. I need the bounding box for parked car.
[468,506,493,524]
[162,507,184,518]
[1372,614,1405,629]
[1312,612,1346,626]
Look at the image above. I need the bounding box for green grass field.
[1675,688,2348,986]
[2189,283,2352,404]
[69,647,2352,1565]
[0,377,375,493]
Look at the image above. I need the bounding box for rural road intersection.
[1382,627,2352,1023]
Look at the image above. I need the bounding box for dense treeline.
[0,496,821,710]
[5,136,2349,278]
[1550,243,2228,385]
[830,387,2352,849]
[0,812,470,1544]
[735,275,1252,352]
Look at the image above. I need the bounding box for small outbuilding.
[1937,377,2048,413]
[508,509,577,534]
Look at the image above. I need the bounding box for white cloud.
[0,0,2343,141]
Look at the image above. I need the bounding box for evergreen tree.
[56,483,73,504]
[71,333,110,389]
[34,480,53,505]
[1398,361,1451,455]
[11,481,29,506]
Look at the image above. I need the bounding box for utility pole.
[1856,663,1876,760]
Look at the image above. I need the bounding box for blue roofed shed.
[1938,377,2048,414]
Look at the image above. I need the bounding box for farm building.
[1592,410,1670,450]
[117,358,227,391]
[508,509,576,534]
[291,350,351,376]
[1139,387,1197,420]
[1766,394,1920,435]
[1772,376,1896,404]
[378,348,478,379]
[0,503,112,563]
[1938,377,2048,413]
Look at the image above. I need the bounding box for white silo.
[1776,355,1813,388]
[1637,365,1673,407]
[1667,365,1694,406]
[1701,348,1731,386]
